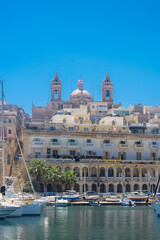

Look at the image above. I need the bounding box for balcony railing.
[32,141,45,146]
[133,177,139,182]
[150,145,159,149]
[134,144,144,149]
[84,143,95,147]
[68,142,79,148]
[150,177,157,182]
[118,144,128,148]
[103,143,113,148]
[50,142,61,147]
[142,177,148,182]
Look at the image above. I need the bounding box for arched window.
[105,90,110,99]
[54,90,59,99]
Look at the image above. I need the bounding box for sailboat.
[0,81,41,217]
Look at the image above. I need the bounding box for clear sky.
[0,0,160,115]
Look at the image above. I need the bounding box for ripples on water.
[0,206,160,240]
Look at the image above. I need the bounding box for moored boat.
[121,197,134,206]
[127,192,147,201]
[55,197,69,207]
[61,190,80,200]
[84,191,100,200]
[89,201,101,206]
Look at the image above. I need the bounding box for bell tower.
[101,73,113,107]
[50,72,62,101]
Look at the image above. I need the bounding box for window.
[35,150,41,158]
[54,90,58,99]
[70,150,75,156]
[87,139,91,143]
[68,127,74,131]
[106,152,110,159]
[120,141,126,145]
[51,139,58,143]
[7,154,11,164]
[152,142,157,145]
[135,141,141,145]
[53,150,58,157]
[92,106,95,108]
[136,152,141,160]
[8,129,12,134]
[47,148,50,158]
[84,127,88,132]
[50,126,56,131]
[69,139,75,143]
[119,152,126,160]
[105,90,110,99]
[151,152,157,160]
[8,119,12,124]
[79,117,84,120]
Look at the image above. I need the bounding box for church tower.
[101,73,113,108]
[50,72,62,101]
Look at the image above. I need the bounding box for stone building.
[22,120,160,194]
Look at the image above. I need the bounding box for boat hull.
[22,203,41,216]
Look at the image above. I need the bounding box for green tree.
[29,159,48,181]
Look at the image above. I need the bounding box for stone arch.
[133,168,139,177]
[74,167,80,177]
[116,167,122,177]
[134,184,139,191]
[125,168,131,177]
[57,184,62,192]
[150,168,156,177]
[108,167,114,177]
[117,184,122,193]
[47,184,52,192]
[151,184,156,193]
[142,184,148,191]
[82,167,88,177]
[100,184,105,193]
[141,168,148,177]
[91,184,97,192]
[100,167,105,177]
[65,167,71,172]
[91,167,97,177]
[74,184,79,192]
[57,166,62,172]
[126,184,131,192]
[109,184,114,192]
[83,184,88,193]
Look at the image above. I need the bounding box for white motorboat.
[55,197,69,207]
[61,190,80,200]
[121,197,134,206]
[84,191,100,200]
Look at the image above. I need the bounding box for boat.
[55,197,69,207]
[84,191,100,200]
[61,190,80,200]
[89,200,101,206]
[22,203,41,216]
[121,197,134,206]
[127,192,148,201]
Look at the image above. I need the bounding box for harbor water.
[0,206,160,240]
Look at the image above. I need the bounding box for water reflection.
[0,206,160,240]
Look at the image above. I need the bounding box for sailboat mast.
[1,80,5,185]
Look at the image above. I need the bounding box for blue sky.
[0,0,160,115]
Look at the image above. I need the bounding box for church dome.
[69,79,92,102]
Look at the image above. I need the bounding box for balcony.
[118,143,128,149]
[32,140,45,146]
[103,143,113,148]
[68,142,79,148]
[108,177,114,182]
[150,177,157,182]
[125,177,131,182]
[150,145,159,150]
[50,142,61,147]
[142,177,148,182]
[134,144,144,150]
[133,177,139,182]
[117,177,122,181]
[84,143,95,147]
